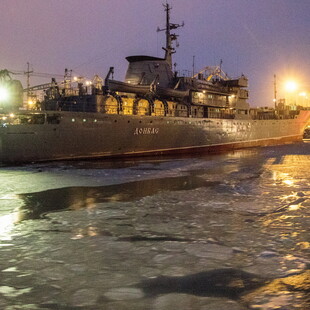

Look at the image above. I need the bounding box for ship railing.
[208,112,235,119]
[251,114,297,120]
[103,103,236,119]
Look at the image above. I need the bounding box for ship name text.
[134,127,159,135]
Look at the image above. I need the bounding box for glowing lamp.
[285,81,298,92]
[0,87,9,102]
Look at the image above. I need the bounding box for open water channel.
[0,142,309,310]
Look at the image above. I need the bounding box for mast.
[25,62,33,103]
[157,3,184,69]
[273,74,277,109]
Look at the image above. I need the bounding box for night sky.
[1,0,310,107]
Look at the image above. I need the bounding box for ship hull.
[0,111,309,163]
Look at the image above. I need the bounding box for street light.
[285,80,298,92]
[284,80,299,108]
[0,86,9,102]
[298,91,309,108]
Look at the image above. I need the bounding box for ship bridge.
[125,55,174,88]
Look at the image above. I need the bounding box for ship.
[0,3,309,164]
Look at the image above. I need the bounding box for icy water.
[0,142,309,310]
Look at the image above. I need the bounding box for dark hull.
[1,111,309,163]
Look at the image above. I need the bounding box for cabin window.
[17,114,44,124]
[1,113,46,126]
[237,110,248,115]
[47,115,61,124]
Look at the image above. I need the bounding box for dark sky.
[1,0,310,106]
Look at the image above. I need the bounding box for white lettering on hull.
[134,127,159,135]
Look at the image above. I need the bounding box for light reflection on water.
[0,212,20,240]
[0,143,309,308]
[71,226,99,239]
[0,144,309,229]
[16,175,222,220]
[288,204,301,211]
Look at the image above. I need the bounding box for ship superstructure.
[0,3,309,163]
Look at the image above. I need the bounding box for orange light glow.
[285,81,298,92]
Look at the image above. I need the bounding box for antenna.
[24,62,33,103]
[157,3,184,69]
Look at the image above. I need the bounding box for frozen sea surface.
[0,142,309,309]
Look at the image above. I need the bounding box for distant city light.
[285,81,298,92]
